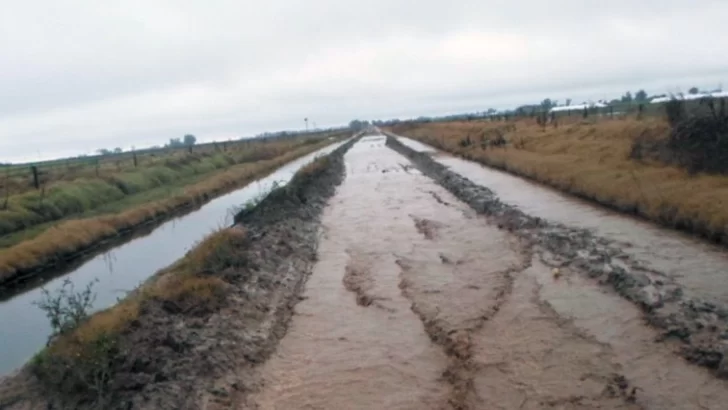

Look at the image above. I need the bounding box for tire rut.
[397,259,522,409]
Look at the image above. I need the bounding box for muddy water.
[527,259,728,409]
[0,141,345,376]
[396,136,728,306]
[251,136,450,409]
[252,136,721,409]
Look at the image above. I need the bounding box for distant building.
[650,91,727,104]
[549,102,607,113]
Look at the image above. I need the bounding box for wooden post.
[31,166,39,189]
[2,167,9,210]
[188,145,193,154]
[133,152,138,168]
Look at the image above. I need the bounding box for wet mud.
[252,136,720,409]
[387,135,728,386]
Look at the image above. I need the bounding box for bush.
[31,278,120,406]
[667,98,728,173]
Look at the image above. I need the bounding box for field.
[0,131,346,285]
[389,114,728,244]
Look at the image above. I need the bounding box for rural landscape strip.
[0,135,358,409]
[0,137,323,240]
[386,134,728,378]
[389,117,728,246]
[0,138,337,293]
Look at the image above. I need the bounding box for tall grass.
[0,137,336,239]
[390,118,728,244]
[0,140,334,284]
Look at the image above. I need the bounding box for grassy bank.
[0,134,342,240]
[9,139,354,408]
[0,138,337,287]
[389,118,728,244]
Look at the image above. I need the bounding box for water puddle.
[396,136,728,306]
[0,141,345,375]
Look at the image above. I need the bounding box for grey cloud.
[1,0,727,161]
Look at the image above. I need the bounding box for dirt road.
[249,135,728,409]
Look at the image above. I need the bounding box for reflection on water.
[0,141,345,375]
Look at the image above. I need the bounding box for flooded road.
[0,142,345,376]
[396,136,728,306]
[251,135,728,409]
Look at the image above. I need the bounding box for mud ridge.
[0,138,358,410]
[386,134,728,379]
[396,254,524,409]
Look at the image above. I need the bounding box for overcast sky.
[1,0,727,162]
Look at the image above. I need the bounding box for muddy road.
[249,135,728,409]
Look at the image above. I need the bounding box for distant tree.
[565,98,572,106]
[113,147,122,154]
[540,98,554,111]
[168,137,183,148]
[349,119,370,131]
[688,87,700,95]
[183,134,197,146]
[621,92,633,103]
[97,148,112,155]
[635,90,648,102]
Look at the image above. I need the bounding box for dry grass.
[391,118,728,242]
[31,227,242,401]
[0,132,347,239]
[0,141,331,283]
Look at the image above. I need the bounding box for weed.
[34,278,98,341]
[31,277,119,406]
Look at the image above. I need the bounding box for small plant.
[31,278,121,406]
[34,278,98,342]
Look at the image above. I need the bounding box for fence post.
[31,166,39,189]
[133,152,138,168]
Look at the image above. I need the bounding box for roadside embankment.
[0,136,357,410]
[0,138,336,293]
[388,119,728,245]
[386,135,728,379]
